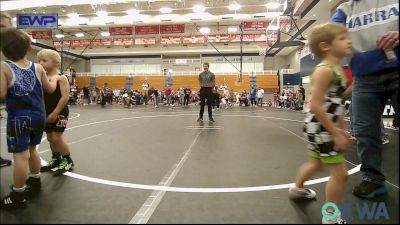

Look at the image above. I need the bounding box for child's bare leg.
[49,132,70,156]
[326,162,348,205]
[13,150,30,188]
[28,145,41,175]
[294,157,323,188]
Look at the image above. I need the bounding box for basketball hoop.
[257,45,267,56]
[257,42,272,56]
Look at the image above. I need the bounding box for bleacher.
[75,73,278,92]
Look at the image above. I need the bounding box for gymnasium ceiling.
[2,0,344,58]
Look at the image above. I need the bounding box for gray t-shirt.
[198,71,215,87]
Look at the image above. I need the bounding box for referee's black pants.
[199,87,213,119]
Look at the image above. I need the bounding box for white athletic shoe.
[288,187,317,199]
[322,212,346,224]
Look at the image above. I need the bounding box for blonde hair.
[308,23,348,59]
[0,12,13,27]
[1,12,11,19]
[37,49,61,64]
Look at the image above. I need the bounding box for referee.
[197,63,215,122]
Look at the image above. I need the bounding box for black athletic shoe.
[25,177,41,197]
[1,190,27,210]
[40,157,61,172]
[353,181,387,199]
[66,157,74,170]
[197,117,203,122]
[0,157,12,167]
[52,158,74,175]
[209,117,215,123]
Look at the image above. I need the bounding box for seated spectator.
[239,91,249,106]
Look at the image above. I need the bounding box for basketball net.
[257,45,267,56]
[257,42,272,56]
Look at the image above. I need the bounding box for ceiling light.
[75,32,84,37]
[228,3,241,11]
[91,16,114,25]
[126,9,139,15]
[160,7,172,14]
[266,2,281,9]
[192,5,206,13]
[96,11,108,17]
[55,34,64,38]
[64,17,89,26]
[119,14,150,23]
[199,27,210,35]
[228,27,238,33]
[101,31,110,37]
[67,12,79,18]
[154,14,182,23]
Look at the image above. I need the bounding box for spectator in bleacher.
[106,86,113,105]
[296,89,304,110]
[267,99,273,107]
[222,88,231,108]
[165,86,172,107]
[273,90,279,108]
[257,88,264,107]
[299,84,305,104]
[239,90,248,106]
[153,89,159,108]
[83,85,90,106]
[179,88,185,106]
[235,92,240,105]
[212,85,220,111]
[100,83,112,107]
[113,89,121,104]
[147,87,154,104]
[250,87,257,107]
[184,87,191,106]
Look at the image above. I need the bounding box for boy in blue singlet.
[0,28,58,209]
